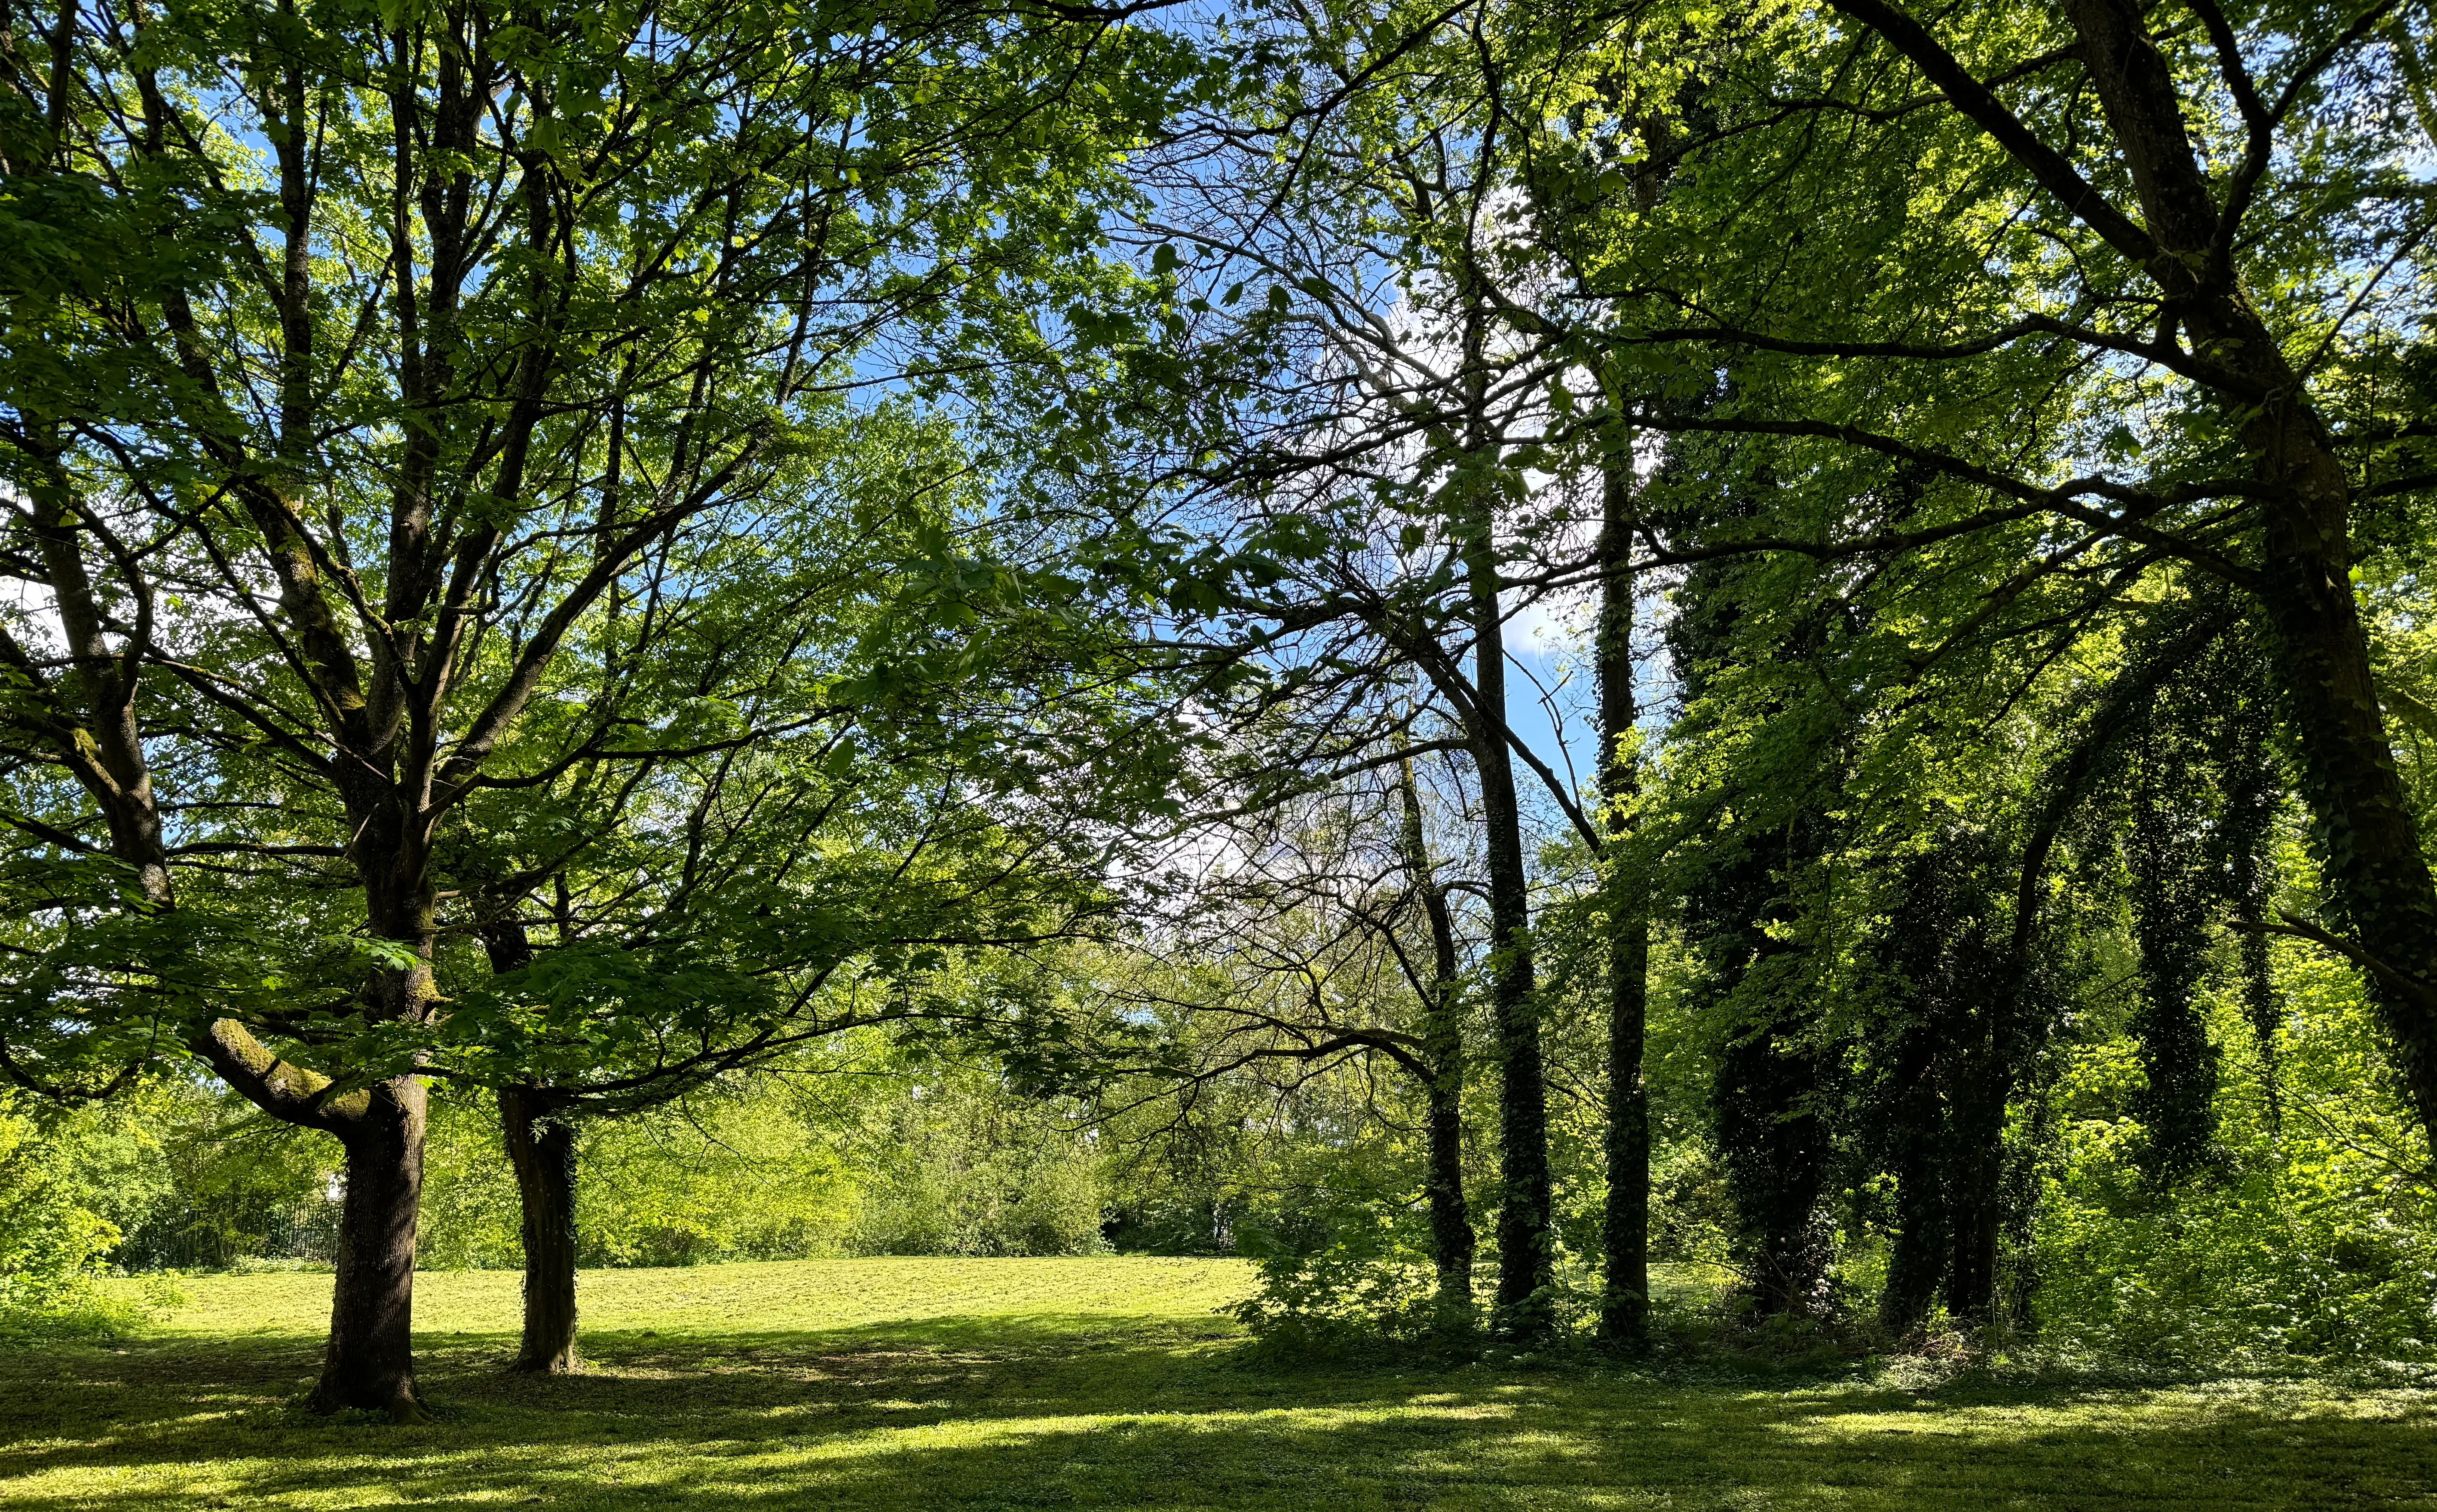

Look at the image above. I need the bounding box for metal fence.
[113,1197,343,1273]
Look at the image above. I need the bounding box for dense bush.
[1223,1139,1449,1354]
[848,1072,1106,1257]
[2034,947,2437,1368]
[32,1049,1112,1277]
[0,1094,181,1338]
[416,1085,861,1270]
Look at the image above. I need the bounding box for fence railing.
[113,1199,343,1273]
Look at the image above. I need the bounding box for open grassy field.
[2,1255,2432,1510]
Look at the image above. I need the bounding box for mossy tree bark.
[500,1084,582,1375]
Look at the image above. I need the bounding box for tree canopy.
[5,0,2437,1412]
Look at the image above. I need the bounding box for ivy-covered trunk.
[1422,1051,1475,1333]
[1600,920,1651,1342]
[1714,1020,1831,1315]
[1877,1031,1948,1336]
[1397,759,1476,1336]
[2250,507,2437,1147]
[2058,0,2437,1155]
[1939,1042,2008,1326]
[501,1085,582,1375]
[2127,725,2222,1180]
[1597,444,1650,1349]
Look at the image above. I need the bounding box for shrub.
[0,1095,183,1341]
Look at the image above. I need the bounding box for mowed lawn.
[1,1257,2433,1510]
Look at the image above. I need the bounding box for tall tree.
[1595,436,1649,1345]
[1500,0,2437,1155]
[0,0,1173,1414]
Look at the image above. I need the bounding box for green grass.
[3,1256,2432,1509]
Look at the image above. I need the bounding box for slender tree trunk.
[1476,727,1551,1340]
[500,1084,582,1374]
[1450,310,1554,1342]
[1596,440,1650,1349]
[311,1073,429,1418]
[1600,921,1650,1339]
[1422,1068,1475,1333]
[1397,757,1475,1335]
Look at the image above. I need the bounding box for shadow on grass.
[2,1313,2432,1510]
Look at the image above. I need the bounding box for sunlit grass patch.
[144,1253,1255,1341]
[12,1256,2437,1509]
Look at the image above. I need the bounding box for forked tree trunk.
[500,1084,582,1374]
[311,1073,429,1419]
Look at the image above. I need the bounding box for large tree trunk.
[1877,1032,1948,1335]
[311,1074,429,1419]
[2251,513,2437,1149]
[2059,0,2437,1155]
[312,871,444,1417]
[500,1084,582,1374]
[1939,1042,2007,1327]
[1596,442,1650,1349]
[1397,758,1476,1337]
[1714,1020,1831,1315]
[189,929,441,1421]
